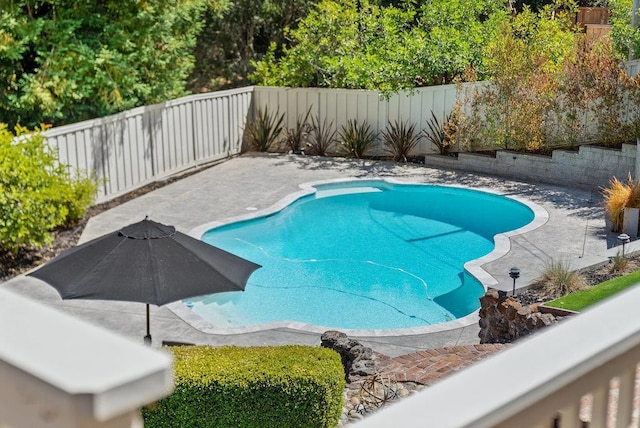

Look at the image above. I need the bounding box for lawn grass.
[545,269,640,312]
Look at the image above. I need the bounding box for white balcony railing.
[0,288,173,428]
[357,283,640,427]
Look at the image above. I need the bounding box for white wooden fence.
[253,84,480,155]
[45,83,477,202]
[45,87,253,202]
[626,59,640,77]
[42,60,640,203]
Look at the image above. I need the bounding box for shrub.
[603,176,630,233]
[460,5,640,153]
[463,7,575,152]
[307,115,338,156]
[338,119,377,159]
[423,111,457,155]
[610,251,629,273]
[245,106,285,152]
[381,120,421,162]
[537,259,587,299]
[559,37,639,147]
[283,106,313,153]
[0,124,96,251]
[143,345,345,428]
[601,175,640,233]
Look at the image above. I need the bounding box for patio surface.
[2,153,634,357]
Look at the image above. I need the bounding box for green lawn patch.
[545,269,640,312]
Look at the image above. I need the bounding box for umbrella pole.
[144,304,152,346]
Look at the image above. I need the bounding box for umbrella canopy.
[28,217,261,343]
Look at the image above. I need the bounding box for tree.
[188,0,317,92]
[458,4,579,151]
[0,0,209,128]
[416,0,509,83]
[457,1,640,152]
[250,0,509,92]
[609,0,640,60]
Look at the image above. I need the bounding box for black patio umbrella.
[28,217,261,344]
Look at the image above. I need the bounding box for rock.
[517,306,532,317]
[478,288,560,344]
[321,330,377,382]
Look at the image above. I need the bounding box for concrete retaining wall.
[424,143,638,189]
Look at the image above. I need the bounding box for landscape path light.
[509,266,520,297]
[618,233,631,257]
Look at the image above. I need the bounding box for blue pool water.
[193,182,535,330]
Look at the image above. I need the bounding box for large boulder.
[321,330,377,383]
[478,289,560,344]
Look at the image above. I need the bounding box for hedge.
[143,345,345,427]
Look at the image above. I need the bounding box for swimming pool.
[188,180,538,331]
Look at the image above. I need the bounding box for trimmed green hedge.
[143,345,345,428]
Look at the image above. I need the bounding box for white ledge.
[356,282,640,427]
[0,288,173,423]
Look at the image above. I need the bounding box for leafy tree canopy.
[189,0,317,92]
[250,0,510,93]
[609,0,640,60]
[0,0,211,128]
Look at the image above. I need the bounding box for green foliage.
[251,0,508,93]
[545,267,640,312]
[381,120,421,162]
[609,0,640,60]
[423,111,457,155]
[245,106,285,152]
[465,5,578,151]
[416,0,509,83]
[62,171,98,224]
[338,119,377,159]
[307,115,338,156]
[458,2,640,153]
[284,106,313,153]
[0,0,209,128]
[0,125,96,251]
[142,345,345,428]
[189,0,317,91]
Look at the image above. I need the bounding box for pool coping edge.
[177,177,549,337]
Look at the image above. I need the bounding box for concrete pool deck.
[2,153,634,357]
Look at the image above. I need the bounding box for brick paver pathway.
[375,344,509,386]
[372,345,640,426]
